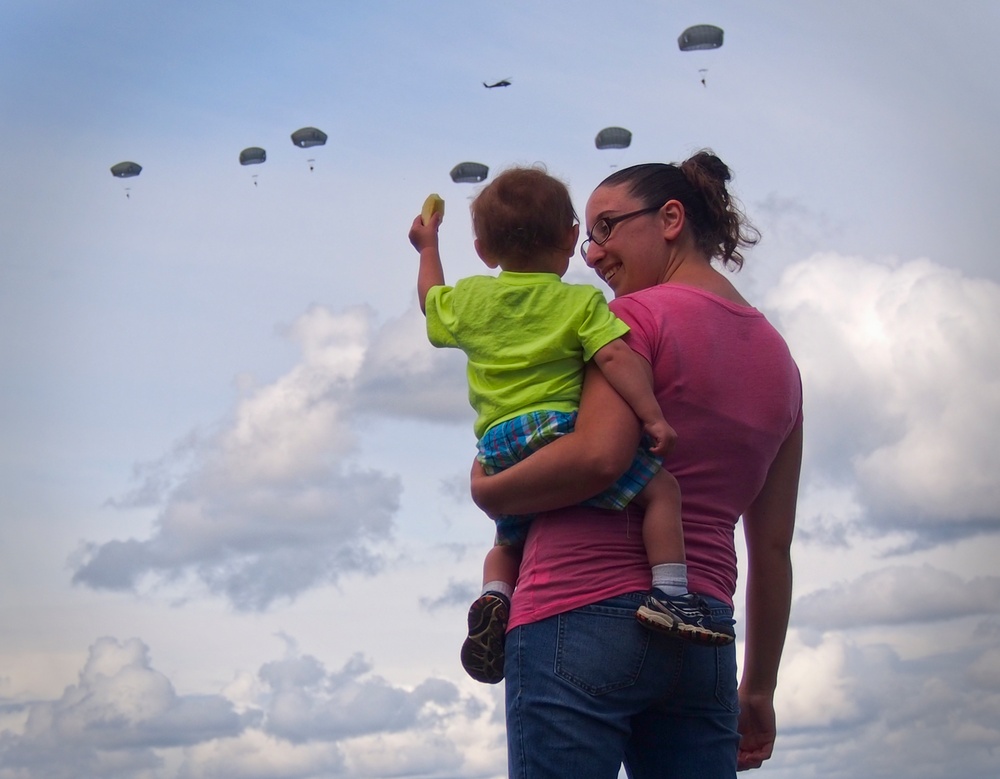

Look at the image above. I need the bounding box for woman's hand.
[469,458,496,516]
[468,363,642,516]
[736,691,776,770]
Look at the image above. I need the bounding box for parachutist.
[450,162,489,183]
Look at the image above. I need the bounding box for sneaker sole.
[461,596,508,684]
[635,605,735,646]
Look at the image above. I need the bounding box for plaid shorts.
[477,409,662,548]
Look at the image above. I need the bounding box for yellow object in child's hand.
[421,193,445,224]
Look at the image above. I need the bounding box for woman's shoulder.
[615,282,759,317]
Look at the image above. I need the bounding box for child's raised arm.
[408,211,444,314]
[591,338,677,456]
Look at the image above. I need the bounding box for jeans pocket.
[714,642,739,713]
[554,605,649,695]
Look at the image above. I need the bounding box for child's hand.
[645,418,678,457]
[408,212,441,253]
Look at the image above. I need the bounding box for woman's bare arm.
[470,361,643,516]
[737,422,802,771]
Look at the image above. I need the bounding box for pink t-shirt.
[508,284,802,630]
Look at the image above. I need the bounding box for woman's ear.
[474,238,500,269]
[660,200,686,241]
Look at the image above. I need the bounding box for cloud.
[177,730,346,779]
[765,254,1000,545]
[420,578,480,612]
[775,633,867,730]
[258,652,472,743]
[791,564,1000,630]
[769,631,1000,779]
[748,192,841,283]
[966,646,1000,690]
[0,637,501,779]
[354,302,471,425]
[72,305,403,610]
[245,647,497,779]
[0,637,248,779]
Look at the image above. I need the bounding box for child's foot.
[636,592,735,645]
[460,592,509,684]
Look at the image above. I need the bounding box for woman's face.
[583,183,667,297]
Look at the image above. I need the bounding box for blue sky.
[2,2,999,777]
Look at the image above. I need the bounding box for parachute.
[595,127,632,150]
[677,25,724,51]
[450,162,489,183]
[110,161,142,178]
[290,127,328,148]
[239,147,266,165]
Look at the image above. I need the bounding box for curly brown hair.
[471,166,577,263]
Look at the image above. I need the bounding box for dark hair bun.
[684,151,731,185]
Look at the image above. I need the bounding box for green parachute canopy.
[290,127,328,148]
[595,127,632,150]
[678,24,724,51]
[239,147,267,165]
[450,162,489,183]
[110,161,142,178]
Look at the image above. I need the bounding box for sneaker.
[460,592,509,684]
[635,592,735,645]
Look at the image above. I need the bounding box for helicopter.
[483,78,512,88]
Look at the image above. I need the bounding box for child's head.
[471,166,578,273]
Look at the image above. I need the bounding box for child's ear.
[475,239,500,269]
[566,223,581,252]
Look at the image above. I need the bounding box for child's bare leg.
[631,468,684,566]
[462,542,520,685]
[633,470,736,645]
[481,543,521,600]
[631,469,689,597]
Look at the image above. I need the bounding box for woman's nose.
[580,240,602,267]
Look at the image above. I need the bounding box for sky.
[1,1,999,777]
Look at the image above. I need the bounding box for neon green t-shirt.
[425,271,630,439]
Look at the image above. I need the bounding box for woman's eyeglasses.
[580,205,662,260]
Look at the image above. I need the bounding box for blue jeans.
[505,592,739,779]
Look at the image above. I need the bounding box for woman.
[470,151,803,778]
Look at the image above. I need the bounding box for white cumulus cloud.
[0,636,502,779]
[0,638,248,779]
[71,306,403,610]
[765,254,1000,545]
[791,564,1000,630]
[768,631,1000,779]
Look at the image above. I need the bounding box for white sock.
[482,580,513,600]
[651,563,688,597]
